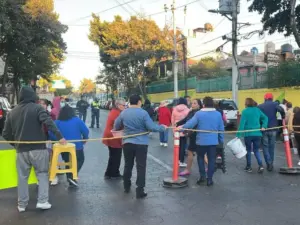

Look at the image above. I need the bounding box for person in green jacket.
[237,98,268,173]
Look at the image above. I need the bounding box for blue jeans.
[197,145,216,179]
[159,130,169,143]
[262,130,277,165]
[244,136,263,167]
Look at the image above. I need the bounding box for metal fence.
[146,77,197,94]
[196,76,232,93]
[144,68,300,94]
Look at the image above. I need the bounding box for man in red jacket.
[158,101,171,147]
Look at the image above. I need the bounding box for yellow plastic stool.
[49,143,78,182]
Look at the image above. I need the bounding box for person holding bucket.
[237,98,268,173]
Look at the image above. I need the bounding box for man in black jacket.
[76,96,89,123]
[2,87,66,212]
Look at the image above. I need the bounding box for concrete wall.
[148,87,300,110]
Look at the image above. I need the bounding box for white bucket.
[226,138,247,159]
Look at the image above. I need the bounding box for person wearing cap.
[258,93,285,171]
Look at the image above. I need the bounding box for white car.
[214,99,238,128]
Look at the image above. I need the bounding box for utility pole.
[231,0,239,105]
[182,39,188,96]
[171,0,178,98]
[183,6,187,96]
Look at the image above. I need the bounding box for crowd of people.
[3,86,300,213]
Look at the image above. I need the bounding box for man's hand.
[59,138,67,145]
[261,128,266,131]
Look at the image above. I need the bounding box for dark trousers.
[197,145,216,179]
[179,137,187,163]
[105,147,122,177]
[79,111,87,123]
[244,136,263,167]
[61,150,85,180]
[262,130,277,164]
[123,143,148,191]
[294,135,300,159]
[91,110,100,127]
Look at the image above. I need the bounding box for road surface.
[1,110,300,225]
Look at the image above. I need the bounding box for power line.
[238,38,296,48]
[148,0,200,17]
[198,17,226,42]
[67,0,202,27]
[67,0,138,24]
[114,0,133,16]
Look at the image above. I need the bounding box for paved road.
[1,110,300,225]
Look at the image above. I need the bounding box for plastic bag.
[226,137,247,159]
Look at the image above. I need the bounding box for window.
[219,100,238,110]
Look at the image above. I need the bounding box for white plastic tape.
[284,135,289,142]
[174,140,180,146]
[283,129,288,135]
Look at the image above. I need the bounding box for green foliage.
[0,0,67,95]
[188,57,230,79]
[248,0,300,46]
[265,60,300,87]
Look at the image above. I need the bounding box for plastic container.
[111,130,124,138]
[226,137,247,159]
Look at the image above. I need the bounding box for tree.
[248,0,300,47]
[188,57,229,78]
[37,74,72,95]
[79,78,96,94]
[264,60,300,88]
[89,15,174,98]
[0,0,67,98]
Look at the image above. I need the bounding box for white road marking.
[148,153,173,172]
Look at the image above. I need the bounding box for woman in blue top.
[237,98,268,173]
[49,105,89,187]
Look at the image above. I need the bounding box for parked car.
[213,99,238,128]
[0,96,12,134]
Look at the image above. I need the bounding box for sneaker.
[196,177,206,185]
[160,143,163,146]
[163,143,168,147]
[244,166,253,173]
[18,206,26,213]
[36,202,52,210]
[179,162,187,168]
[267,163,273,172]
[258,166,264,173]
[50,176,59,186]
[68,178,78,187]
[298,161,300,166]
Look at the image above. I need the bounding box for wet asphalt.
[0,110,300,225]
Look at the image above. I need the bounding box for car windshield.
[219,100,238,110]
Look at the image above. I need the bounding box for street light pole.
[232,0,239,106]
[171,0,178,98]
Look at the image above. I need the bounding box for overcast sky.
[54,0,297,87]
